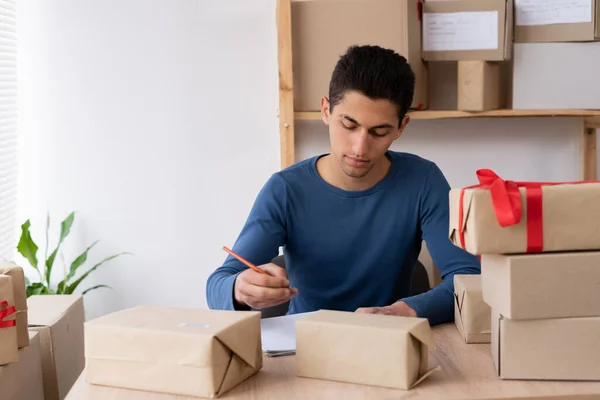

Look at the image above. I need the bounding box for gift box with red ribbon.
[0,275,18,365]
[449,169,600,255]
[0,262,29,349]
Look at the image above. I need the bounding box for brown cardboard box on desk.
[28,294,85,400]
[0,331,45,400]
[296,310,439,390]
[482,252,600,320]
[0,275,18,365]
[491,310,600,381]
[0,261,29,348]
[449,172,600,255]
[84,306,263,399]
[454,274,491,343]
[291,0,428,111]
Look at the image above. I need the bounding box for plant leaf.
[45,212,75,286]
[65,252,131,295]
[17,220,38,270]
[66,240,98,282]
[26,282,49,297]
[82,284,112,295]
[24,276,30,286]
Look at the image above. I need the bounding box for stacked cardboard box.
[291,0,428,111]
[0,264,45,399]
[512,0,600,109]
[449,170,600,380]
[422,0,513,111]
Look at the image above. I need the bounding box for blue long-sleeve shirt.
[206,151,480,326]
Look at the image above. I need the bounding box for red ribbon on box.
[0,300,16,329]
[458,169,598,253]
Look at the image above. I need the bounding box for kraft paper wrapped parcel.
[296,310,439,390]
[0,261,29,348]
[0,274,18,365]
[449,169,600,255]
[84,306,263,398]
[454,274,491,343]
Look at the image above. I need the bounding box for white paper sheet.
[423,11,499,52]
[260,312,315,357]
[515,0,592,26]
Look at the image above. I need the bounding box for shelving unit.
[275,0,599,180]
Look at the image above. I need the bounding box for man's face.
[321,90,408,179]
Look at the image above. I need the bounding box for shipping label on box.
[0,331,45,400]
[482,252,600,320]
[85,306,263,399]
[514,0,599,42]
[449,169,600,255]
[28,295,85,400]
[492,310,600,380]
[454,274,491,343]
[291,0,428,111]
[423,0,513,61]
[296,310,439,390]
[0,275,18,366]
[0,262,29,348]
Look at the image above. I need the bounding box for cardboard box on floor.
[482,252,600,320]
[85,306,263,399]
[0,262,29,348]
[515,0,600,43]
[422,0,513,61]
[454,274,491,343]
[291,0,427,112]
[449,182,600,255]
[492,310,600,381]
[296,310,439,390]
[0,275,18,365]
[513,42,600,110]
[0,331,45,400]
[28,295,85,400]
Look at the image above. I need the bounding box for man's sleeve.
[206,173,288,310]
[400,163,481,326]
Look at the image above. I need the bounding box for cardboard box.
[515,0,600,43]
[296,310,438,390]
[0,275,17,365]
[449,182,600,255]
[512,42,600,110]
[291,0,427,112]
[457,61,507,111]
[482,252,600,320]
[454,274,491,343]
[0,331,45,400]
[0,262,29,348]
[85,306,263,398]
[423,0,513,61]
[492,310,600,380]
[28,295,85,400]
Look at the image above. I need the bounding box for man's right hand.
[233,263,299,310]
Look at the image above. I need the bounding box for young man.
[206,45,480,326]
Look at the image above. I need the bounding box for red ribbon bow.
[0,300,16,329]
[458,169,598,253]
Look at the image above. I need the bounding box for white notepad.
[260,312,315,357]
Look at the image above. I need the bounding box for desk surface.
[66,323,600,400]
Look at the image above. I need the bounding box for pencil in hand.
[222,246,269,275]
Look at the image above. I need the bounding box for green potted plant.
[16,212,130,297]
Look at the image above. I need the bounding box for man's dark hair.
[328,45,415,124]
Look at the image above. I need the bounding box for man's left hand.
[355,301,417,317]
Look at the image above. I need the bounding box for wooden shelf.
[295,109,600,121]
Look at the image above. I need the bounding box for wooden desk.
[66,323,600,400]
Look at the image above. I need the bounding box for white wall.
[16,1,598,320]
[17,0,280,320]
